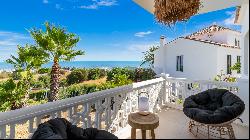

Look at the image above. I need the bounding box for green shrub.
[60,69,67,75]
[11,71,22,80]
[31,81,44,88]
[38,75,50,88]
[59,83,100,100]
[97,82,116,91]
[88,68,100,80]
[107,67,134,81]
[99,69,107,78]
[66,69,88,85]
[134,68,156,82]
[29,90,49,101]
[27,99,47,106]
[111,74,132,86]
[107,68,155,82]
[38,68,51,74]
[59,79,67,87]
[0,79,25,112]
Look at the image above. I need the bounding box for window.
[238,40,240,47]
[235,38,237,46]
[237,56,241,73]
[176,55,183,72]
[227,55,232,74]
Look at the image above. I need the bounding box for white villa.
[0,0,248,139]
[154,25,242,80]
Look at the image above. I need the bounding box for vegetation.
[66,69,88,85]
[6,44,49,106]
[214,70,237,82]
[38,68,51,74]
[140,46,159,68]
[231,62,241,73]
[30,22,84,101]
[0,71,10,79]
[0,21,157,113]
[0,79,26,111]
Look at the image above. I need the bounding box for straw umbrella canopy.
[154,0,202,26]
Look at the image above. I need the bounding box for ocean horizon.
[0,61,149,71]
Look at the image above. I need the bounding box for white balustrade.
[0,76,240,139]
[165,77,239,109]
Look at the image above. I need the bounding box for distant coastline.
[0,61,148,72]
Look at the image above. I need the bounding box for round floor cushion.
[183,88,245,124]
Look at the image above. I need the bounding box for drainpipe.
[160,35,166,74]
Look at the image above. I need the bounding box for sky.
[0,0,241,62]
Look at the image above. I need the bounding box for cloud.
[0,31,31,62]
[79,0,117,10]
[80,5,98,10]
[134,31,153,38]
[223,10,236,25]
[55,4,63,10]
[127,42,159,52]
[43,0,48,4]
[95,0,117,6]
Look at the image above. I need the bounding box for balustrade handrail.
[0,77,165,126]
[165,77,238,87]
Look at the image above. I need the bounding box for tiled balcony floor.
[115,107,249,139]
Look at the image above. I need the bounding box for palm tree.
[6,44,49,106]
[30,22,84,101]
[140,46,159,68]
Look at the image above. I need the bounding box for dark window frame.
[227,55,232,74]
[237,56,241,73]
[176,55,184,72]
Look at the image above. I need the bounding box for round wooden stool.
[128,112,159,139]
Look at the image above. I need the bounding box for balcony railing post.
[160,73,169,105]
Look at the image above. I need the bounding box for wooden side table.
[128,112,159,139]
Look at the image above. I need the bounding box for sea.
[0,61,149,72]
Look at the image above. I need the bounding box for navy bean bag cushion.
[183,88,245,124]
[31,118,118,139]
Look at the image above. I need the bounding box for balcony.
[0,75,249,139]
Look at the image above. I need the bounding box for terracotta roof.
[181,37,240,49]
[234,6,241,24]
[186,24,240,38]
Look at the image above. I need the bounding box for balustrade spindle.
[0,126,6,139]
[28,118,35,133]
[9,124,15,139]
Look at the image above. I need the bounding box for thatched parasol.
[154,0,202,26]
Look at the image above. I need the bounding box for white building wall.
[190,30,241,47]
[163,38,218,80]
[154,38,242,80]
[237,3,249,127]
[193,31,228,44]
[226,31,241,47]
[217,47,241,77]
[153,47,164,74]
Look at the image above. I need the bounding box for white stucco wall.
[226,31,241,47]
[154,38,242,80]
[217,47,241,77]
[153,47,164,74]
[194,30,227,44]
[237,3,249,127]
[163,38,218,80]
[191,30,241,47]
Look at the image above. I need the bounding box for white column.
[237,19,249,126]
